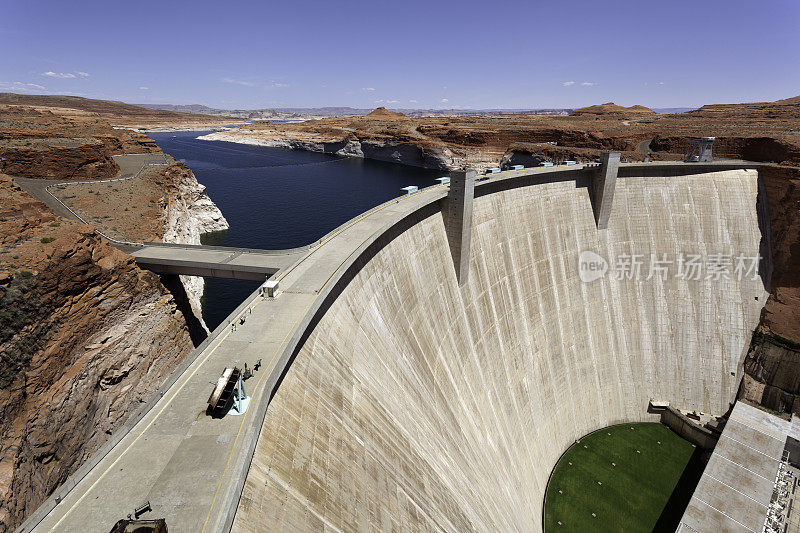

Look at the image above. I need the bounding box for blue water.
[147,131,451,330]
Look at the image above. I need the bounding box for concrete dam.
[23,161,769,532]
[233,163,770,530]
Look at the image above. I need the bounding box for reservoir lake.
[148,130,452,329]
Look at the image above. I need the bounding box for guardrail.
[44,159,170,247]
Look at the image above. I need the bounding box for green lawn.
[543,423,704,532]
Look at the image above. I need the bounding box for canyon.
[1,93,800,531]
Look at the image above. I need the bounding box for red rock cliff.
[0,177,197,531]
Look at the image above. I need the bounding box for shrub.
[40,237,55,244]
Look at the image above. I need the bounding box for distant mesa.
[365,106,408,120]
[570,102,657,117]
[774,94,800,105]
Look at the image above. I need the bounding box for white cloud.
[409,99,418,103]
[659,81,665,86]
[222,77,288,89]
[440,98,449,103]
[42,70,89,79]
[386,99,399,104]
[374,99,384,103]
[362,87,375,91]
[562,81,575,86]
[42,71,76,79]
[581,81,597,87]
[0,81,46,92]
[139,86,149,90]
[221,77,255,87]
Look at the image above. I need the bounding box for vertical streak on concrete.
[594,151,620,229]
[446,170,475,285]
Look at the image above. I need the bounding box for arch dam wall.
[232,168,770,532]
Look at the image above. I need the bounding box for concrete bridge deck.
[20,159,765,533]
[129,243,307,280]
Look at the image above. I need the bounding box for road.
[636,138,653,153]
[14,153,169,218]
[14,153,170,236]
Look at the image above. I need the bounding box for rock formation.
[364,106,408,120]
[202,95,800,170]
[570,102,657,116]
[0,105,158,181]
[160,163,229,323]
[198,131,456,170]
[0,180,199,531]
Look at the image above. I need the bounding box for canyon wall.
[738,165,800,412]
[740,334,800,413]
[499,142,680,168]
[650,136,800,166]
[0,180,200,531]
[0,104,228,530]
[159,163,228,324]
[233,169,768,532]
[198,131,456,170]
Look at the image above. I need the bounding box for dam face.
[233,169,768,531]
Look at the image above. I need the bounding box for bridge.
[129,243,306,280]
[18,158,766,533]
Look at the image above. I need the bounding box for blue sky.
[3,0,798,110]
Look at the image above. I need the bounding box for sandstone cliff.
[0,105,159,181]
[499,142,680,168]
[0,178,200,531]
[740,334,800,414]
[0,102,228,531]
[198,130,456,170]
[160,163,228,322]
